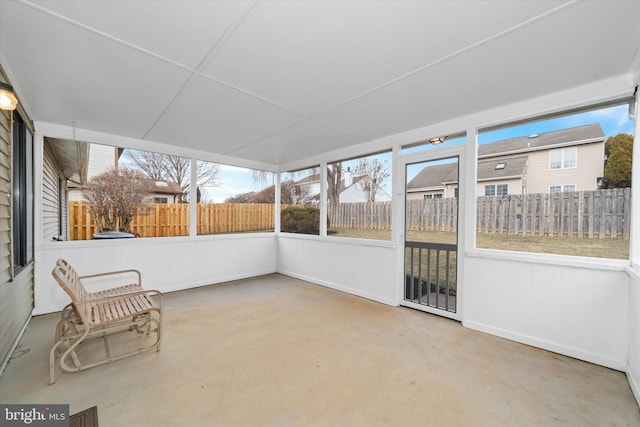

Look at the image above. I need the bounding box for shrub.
[281,206,326,234]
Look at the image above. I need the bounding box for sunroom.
[1,1,640,425]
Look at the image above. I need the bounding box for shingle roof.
[478,123,604,157]
[476,156,527,181]
[147,179,183,195]
[407,163,457,190]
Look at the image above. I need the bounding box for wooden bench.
[49,259,163,384]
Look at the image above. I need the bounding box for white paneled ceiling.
[1,0,639,166]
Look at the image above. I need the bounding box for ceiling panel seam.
[314,0,581,118]
[17,0,194,73]
[141,0,259,140]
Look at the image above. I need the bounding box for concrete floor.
[1,273,639,426]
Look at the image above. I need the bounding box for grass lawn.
[328,227,629,260]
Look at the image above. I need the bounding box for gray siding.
[0,75,34,370]
[43,142,67,241]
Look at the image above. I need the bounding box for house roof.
[478,124,605,157]
[476,156,527,182]
[407,163,457,190]
[146,180,183,195]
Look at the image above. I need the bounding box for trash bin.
[92,231,135,240]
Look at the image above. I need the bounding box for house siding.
[0,74,34,371]
[43,142,67,241]
[525,142,603,193]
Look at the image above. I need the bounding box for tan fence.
[328,201,392,229]
[328,188,631,239]
[69,202,280,240]
[476,188,631,239]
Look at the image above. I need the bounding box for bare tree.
[124,150,219,201]
[327,162,343,205]
[354,158,390,203]
[83,168,150,233]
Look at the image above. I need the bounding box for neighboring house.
[145,180,184,203]
[68,143,183,203]
[406,163,458,201]
[43,137,88,241]
[290,167,392,203]
[407,124,605,199]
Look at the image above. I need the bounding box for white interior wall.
[628,269,640,403]
[34,234,276,315]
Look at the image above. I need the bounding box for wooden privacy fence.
[476,188,631,239]
[329,188,631,239]
[70,189,631,240]
[69,202,281,240]
[328,201,392,229]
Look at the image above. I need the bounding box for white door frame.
[397,144,467,321]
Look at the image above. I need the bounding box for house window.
[423,194,443,200]
[550,185,576,193]
[549,147,577,170]
[484,184,507,196]
[12,112,34,273]
[454,188,459,198]
[154,197,168,204]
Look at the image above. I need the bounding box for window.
[327,151,392,240]
[477,101,634,259]
[198,161,274,235]
[550,185,576,193]
[153,197,168,204]
[280,166,320,235]
[549,147,577,170]
[12,112,33,272]
[423,194,443,200]
[484,184,507,196]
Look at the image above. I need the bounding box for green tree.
[603,133,633,188]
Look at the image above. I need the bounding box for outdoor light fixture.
[0,82,18,111]
[429,136,447,145]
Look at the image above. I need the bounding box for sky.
[120,103,635,202]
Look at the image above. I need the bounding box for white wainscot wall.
[277,235,397,306]
[34,233,277,315]
[463,255,629,371]
[627,267,640,404]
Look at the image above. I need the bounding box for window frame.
[12,111,34,275]
[549,147,577,170]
